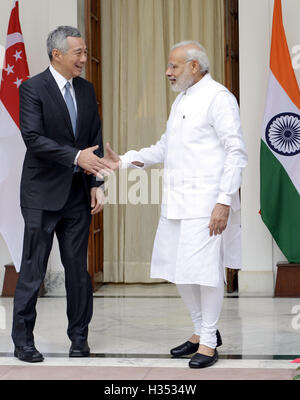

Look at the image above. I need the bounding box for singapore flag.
[0,1,29,271]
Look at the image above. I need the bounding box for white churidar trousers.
[176,262,224,349]
[150,212,240,348]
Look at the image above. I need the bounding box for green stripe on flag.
[260,140,300,263]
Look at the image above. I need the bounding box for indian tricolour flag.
[260,0,300,263]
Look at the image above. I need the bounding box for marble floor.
[0,283,300,381]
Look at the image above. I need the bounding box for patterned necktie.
[64,81,77,135]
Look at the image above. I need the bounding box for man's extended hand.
[77,145,107,175]
[103,142,121,169]
[90,187,105,215]
[96,143,121,179]
[208,203,230,236]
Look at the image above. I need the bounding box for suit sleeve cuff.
[74,150,81,165]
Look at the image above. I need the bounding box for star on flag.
[13,77,22,88]
[5,63,14,75]
[13,49,22,61]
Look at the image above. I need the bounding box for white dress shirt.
[49,64,77,111]
[49,65,80,165]
[120,73,248,219]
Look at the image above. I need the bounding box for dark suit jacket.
[19,68,103,211]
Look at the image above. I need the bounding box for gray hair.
[47,26,81,61]
[171,40,210,73]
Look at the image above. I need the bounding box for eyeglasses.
[166,59,193,70]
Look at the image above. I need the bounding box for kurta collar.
[183,72,212,96]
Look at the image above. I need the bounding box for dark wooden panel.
[224,0,239,103]
[275,263,300,297]
[224,0,240,293]
[85,0,103,290]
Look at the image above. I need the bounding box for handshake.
[77,143,120,179]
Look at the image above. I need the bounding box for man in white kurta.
[101,41,247,368]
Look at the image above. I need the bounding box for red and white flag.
[0,0,29,271]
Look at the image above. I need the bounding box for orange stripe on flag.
[270,0,300,109]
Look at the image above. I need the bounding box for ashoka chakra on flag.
[266,112,300,156]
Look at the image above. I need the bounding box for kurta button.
[183,115,185,119]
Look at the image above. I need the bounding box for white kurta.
[150,210,241,287]
[120,73,247,286]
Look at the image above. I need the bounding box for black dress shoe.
[170,330,222,358]
[170,341,199,357]
[69,341,90,357]
[14,345,44,363]
[189,349,218,369]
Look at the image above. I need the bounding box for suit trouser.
[176,262,224,349]
[12,173,93,347]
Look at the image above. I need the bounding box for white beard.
[170,67,195,92]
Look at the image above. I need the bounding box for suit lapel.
[42,68,74,138]
[73,78,83,138]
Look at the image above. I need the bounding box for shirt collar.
[184,72,212,96]
[49,64,73,91]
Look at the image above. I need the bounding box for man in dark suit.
[12,26,104,362]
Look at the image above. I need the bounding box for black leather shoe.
[170,341,199,357]
[69,341,90,357]
[170,330,222,357]
[189,349,218,368]
[14,345,44,363]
